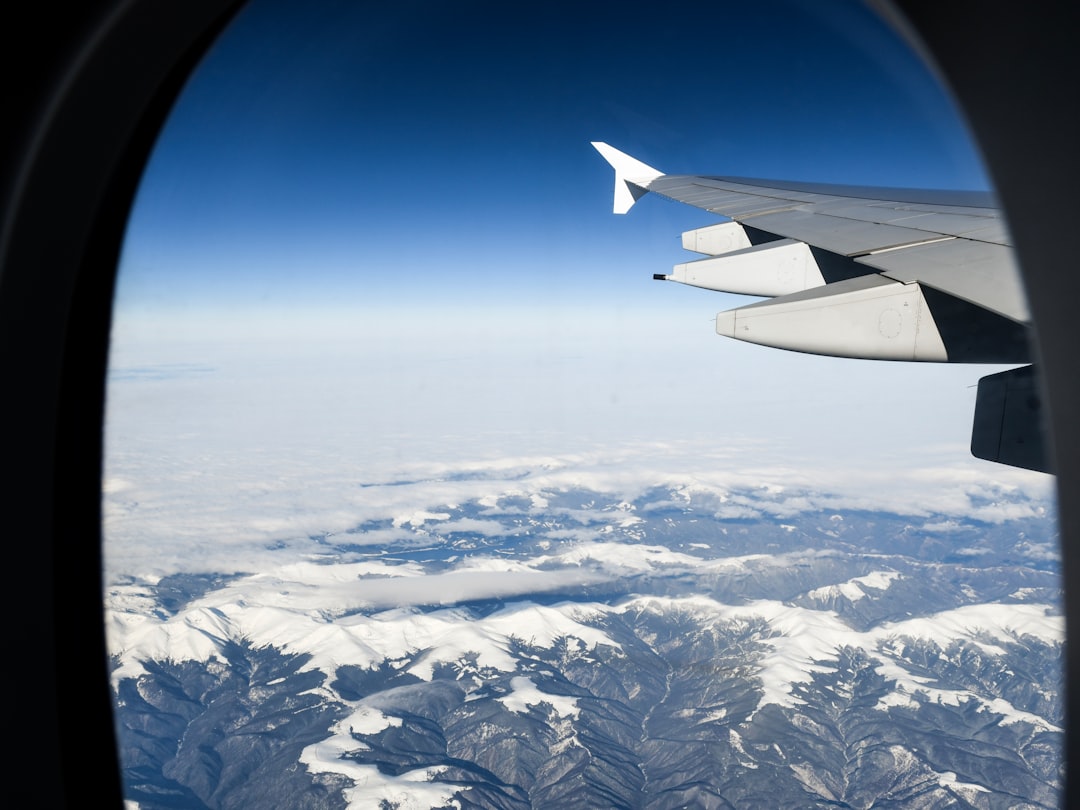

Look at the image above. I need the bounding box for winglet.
[591,142,664,214]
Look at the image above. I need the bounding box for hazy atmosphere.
[105,0,1050,580]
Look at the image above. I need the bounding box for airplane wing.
[592,142,1045,472]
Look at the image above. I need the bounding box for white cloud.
[103,331,1055,582]
[103,442,1055,581]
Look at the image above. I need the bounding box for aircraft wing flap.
[872,212,1007,243]
[951,220,1011,244]
[733,210,945,256]
[869,202,1000,217]
[859,239,1028,322]
[814,204,1005,238]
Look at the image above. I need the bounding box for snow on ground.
[299,752,461,810]
[608,595,1062,727]
[109,570,621,685]
[497,675,580,718]
[108,554,1064,804]
[806,570,902,602]
[937,770,990,796]
[109,538,1063,725]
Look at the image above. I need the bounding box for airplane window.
[103,1,1063,807]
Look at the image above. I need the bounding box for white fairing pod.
[715,274,949,361]
[666,239,826,297]
[681,222,752,255]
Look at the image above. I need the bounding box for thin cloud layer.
[104,436,1053,581]
[104,315,1053,583]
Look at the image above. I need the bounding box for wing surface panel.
[860,239,1027,322]
[813,205,1006,241]
[732,210,944,256]
[649,176,1009,247]
[598,145,1025,322]
[691,175,997,208]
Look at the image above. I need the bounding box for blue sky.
[114,0,988,321]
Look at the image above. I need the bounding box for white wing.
[593,142,1043,471]
[593,141,1029,364]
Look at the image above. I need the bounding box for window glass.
[104,1,1062,806]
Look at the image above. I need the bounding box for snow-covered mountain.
[107,475,1062,809]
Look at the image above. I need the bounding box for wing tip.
[591,141,663,214]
